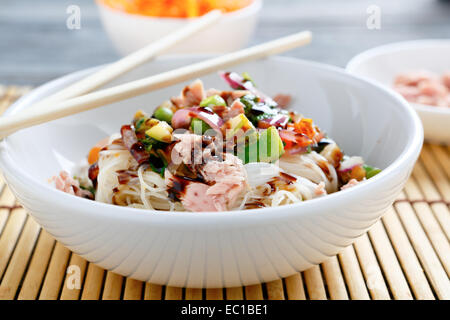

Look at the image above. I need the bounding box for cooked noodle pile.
[53,72,381,212]
[93,136,182,211]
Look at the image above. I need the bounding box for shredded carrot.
[186,0,200,17]
[294,118,316,139]
[88,147,102,165]
[99,0,253,18]
[87,137,110,165]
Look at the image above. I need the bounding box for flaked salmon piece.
[393,84,421,102]
[52,171,93,199]
[210,99,245,121]
[442,72,450,89]
[171,79,206,108]
[205,88,250,106]
[166,133,248,212]
[394,70,450,107]
[229,90,250,100]
[227,99,245,119]
[183,183,219,212]
[200,153,248,211]
[205,88,222,97]
[273,94,292,109]
[341,178,359,190]
[171,133,204,165]
[206,89,250,100]
[394,70,437,86]
[165,171,218,212]
[418,79,448,97]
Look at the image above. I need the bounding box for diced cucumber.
[258,126,284,163]
[145,121,173,143]
[190,118,211,134]
[199,95,226,108]
[225,114,255,139]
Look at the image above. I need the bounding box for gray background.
[1,0,449,85]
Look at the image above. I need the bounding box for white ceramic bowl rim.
[96,0,262,22]
[346,39,450,115]
[0,56,423,222]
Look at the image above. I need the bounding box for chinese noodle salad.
[52,72,381,212]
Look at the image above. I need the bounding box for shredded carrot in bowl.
[99,0,254,18]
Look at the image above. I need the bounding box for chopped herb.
[139,135,167,153]
[240,94,280,126]
[79,184,96,196]
[240,94,259,113]
[242,72,255,86]
[148,155,167,177]
[135,117,146,131]
[254,113,273,122]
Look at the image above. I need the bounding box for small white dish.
[0,56,423,288]
[347,39,450,145]
[96,0,262,55]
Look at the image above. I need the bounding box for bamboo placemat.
[0,85,449,300]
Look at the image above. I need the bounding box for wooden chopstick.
[0,31,312,138]
[30,10,222,108]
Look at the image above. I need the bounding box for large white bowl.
[96,0,262,55]
[0,56,423,288]
[346,40,450,145]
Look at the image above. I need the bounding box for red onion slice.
[220,71,244,90]
[171,107,224,131]
[271,115,290,128]
[88,162,99,185]
[279,129,311,145]
[338,156,364,173]
[120,125,149,165]
[285,145,309,155]
[171,109,192,129]
[220,71,276,105]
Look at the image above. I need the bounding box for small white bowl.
[96,0,262,55]
[347,39,450,145]
[0,56,423,288]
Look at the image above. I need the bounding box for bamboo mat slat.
[321,257,348,300]
[352,233,391,300]
[0,86,449,300]
[144,283,163,300]
[185,288,203,300]
[367,220,413,300]
[338,246,371,300]
[284,273,306,300]
[78,264,103,300]
[101,271,122,300]
[303,265,327,300]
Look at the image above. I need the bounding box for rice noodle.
[96,149,136,203]
[55,76,377,212]
[237,161,327,209]
[95,135,176,210]
[278,151,338,193]
[92,136,337,211]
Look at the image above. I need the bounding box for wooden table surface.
[1,0,450,86]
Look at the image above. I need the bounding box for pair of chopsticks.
[0,10,312,138]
